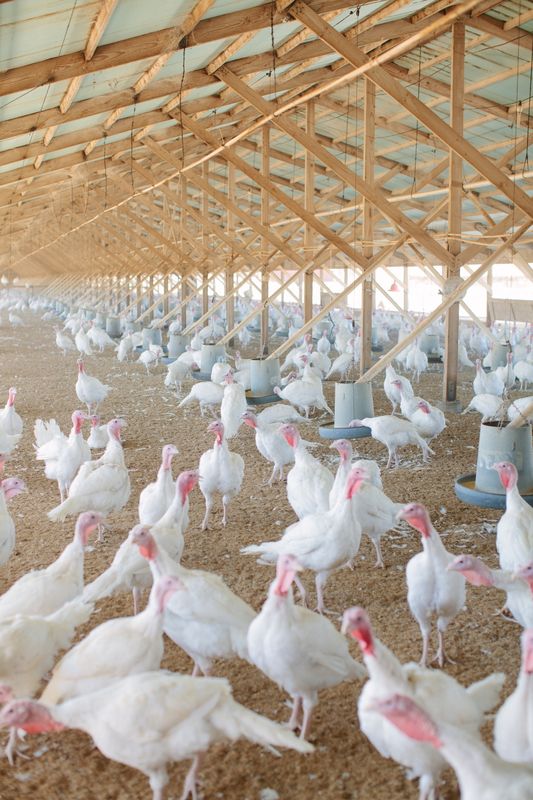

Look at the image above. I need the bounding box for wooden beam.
[217,66,454,267]
[287,0,533,221]
[361,78,375,374]
[304,101,315,324]
[358,223,532,384]
[443,20,464,405]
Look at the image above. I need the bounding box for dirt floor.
[0,313,530,800]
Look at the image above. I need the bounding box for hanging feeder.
[319,381,374,440]
[455,420,533,508]
[246,358,281,404]
[106,316,121,338]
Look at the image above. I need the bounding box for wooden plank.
[304,101,315,324]
[443,21,464,404]
[358,222,531,384]
[361,78,375,375]
[288,0,533,220]
[217,66,454,267]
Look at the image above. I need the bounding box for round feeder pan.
[455,473,533,509]
[245,390,280,405]
[371,344,384,353]
[194,371,213,382]
[428,355,443,364]
[319,423,372,440]
[161,357,176,365]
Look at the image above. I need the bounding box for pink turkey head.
[369,695,442,749]
[341,606,375,656]
[272,554,303,597]
[162,444,179,470]
[279,423,299,449]
[131,525,157,560]
[398,503,432,538]
[176,469,199,504]
[493,461,517,491]
[345,467,367,500]
[241,410,258,430]
[71,410,86,434]
[207,420,224,445]
[330,439,353,462]
[90,414,101,428]
[107,418,126,442]
[447,555,493,586]
[1,477,26,501]
[417,401,431,415]
[0,701,65,734]
[74,511,106,547]
[77,359,85,373]
[153,575,185,614]
[7,388,16,407]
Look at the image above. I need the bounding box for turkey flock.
[0,294,531,800]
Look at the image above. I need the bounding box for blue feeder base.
[194,371,213,381]
[245,391,280,405]
[318,423,372,440]
[455,473,533,509]
[161,357,176,365]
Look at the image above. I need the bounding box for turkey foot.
[180,754,204,800]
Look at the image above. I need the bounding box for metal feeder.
[455,420,533,508]
[319,381,373,440]
[245,358,281,405]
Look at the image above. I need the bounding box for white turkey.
[462,393,505,422]
[220,370,247,439]
[350,415,433,468]
[138,444,178,525]
[247,554,365,738]
[83,471,199,614]
[164,359,193,395]
[34,410,91,502]
[86,414,109,449]
[279,423,333,519]
[0,388,22,436]
[242,410,294,484]
[399,503,465,666]
[0,512,104,620]
[342,607,505,800]
[198,421,244,529]
[0,477,26,570]
[75,359,110,415]
[48,418,130,525]
[0,672,312,800]
[177,381,224,417]
[132,526,255,675]
[54,326,76,356]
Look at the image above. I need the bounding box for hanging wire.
[178,38,187,164]
[523,45,533,173]
[130,102,136,191]
[103,133,108,209]
[411,45,423,195]
[269,4,278,100]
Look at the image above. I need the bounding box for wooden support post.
[304,101,315,324]
[443,21,465,406]
[162,274,170,318]
[403,264,409,312]
[357,222,531,384]
[202,163,209,316]
[261,125,270,354]
[226,163,235,345]
[149,274,155,322]
[361,78,375,374]
[486,266,493,326]
[136,275,142,319]
[180,178,188,330]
